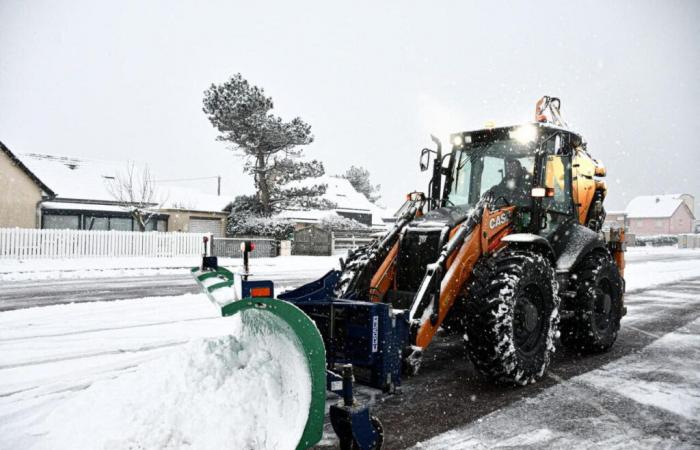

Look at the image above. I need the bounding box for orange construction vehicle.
[331,96,626,384]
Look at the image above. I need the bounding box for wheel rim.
[593,278,614,332]
[513,284,546,355]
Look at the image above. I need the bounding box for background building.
[625,194,695,236]
[0,141,230,234]
[1,142,56,228]
[603,210,627,230]
[275,175,388,231]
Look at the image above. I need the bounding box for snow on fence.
[0,228,207,259]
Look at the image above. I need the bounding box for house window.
[43,214,80,230]
[144,219,167,232]
[84,216,109,230]
[656,219,663,228]
[109,217,133,231]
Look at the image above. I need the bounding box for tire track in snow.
[0,341,186,371]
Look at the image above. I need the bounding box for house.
[603,210,627,230]
[625,193,695,236]
[275,175,388,231]
[158,186,230,237]
[0,141,231,235]
[0,141,55,228]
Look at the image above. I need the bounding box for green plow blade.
[191,267,326,449]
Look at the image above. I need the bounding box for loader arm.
[407,205,515,349]
[340,194,425,300]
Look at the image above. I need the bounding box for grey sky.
[1,0,698,211]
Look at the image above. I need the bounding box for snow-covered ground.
[0,297,313,450]
[0,255,340,282]
[415,305,700,449]
[1,248,699,449]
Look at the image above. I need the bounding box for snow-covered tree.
[105,162,165,231]
[227,215,296,240]
[226,196,295,239]
[267,158,336,211]
[342,166,381,204]
[203,74,327,215]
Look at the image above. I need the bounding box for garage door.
[189,217,224,238]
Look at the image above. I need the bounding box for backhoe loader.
[192,96,626,449]
[324,95,625,385]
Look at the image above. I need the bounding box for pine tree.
[342,166,381,204]
[203,74,327,215]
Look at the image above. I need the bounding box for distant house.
[158,186,230,237]
[0,141,230,234]
[625,194,695,236]
[275,175,388,231]
[603,211,627,230]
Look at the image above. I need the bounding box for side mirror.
[419,148,431,171]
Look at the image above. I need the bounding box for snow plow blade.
[191,266,326,450]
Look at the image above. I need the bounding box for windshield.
[447,139,536,208]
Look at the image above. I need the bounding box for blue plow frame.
[279,270,408,392]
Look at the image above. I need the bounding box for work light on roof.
[452,134,471,146]
[509,124,538,144]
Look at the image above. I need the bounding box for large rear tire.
[463,249,560,385]
[561,251,623,353]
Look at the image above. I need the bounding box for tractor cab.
[421,122,584,239]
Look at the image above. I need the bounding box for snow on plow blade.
[191,266,326,450]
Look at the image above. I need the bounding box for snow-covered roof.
[1,142,55,196]
[279,175,388,227]
[625,194,687,219]
[18,153,230,213]
[20,153,119,202]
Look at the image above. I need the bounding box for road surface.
[326,277,700,449]
[0,274,319,311]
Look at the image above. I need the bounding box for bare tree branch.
[105,162,166,231]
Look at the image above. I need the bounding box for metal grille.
[189,218,224,238]
[293,226,332,256]
[212,237,278,258]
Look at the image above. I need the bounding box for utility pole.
[217,176,221,196]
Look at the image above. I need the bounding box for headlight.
[509,125,538,144]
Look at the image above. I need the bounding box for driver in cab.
[488,157,533,205]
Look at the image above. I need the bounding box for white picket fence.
[0,228,207,259]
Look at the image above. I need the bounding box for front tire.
[463,249,560,385]
[561,251,623,353]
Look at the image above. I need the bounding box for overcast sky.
[1,0,698,211]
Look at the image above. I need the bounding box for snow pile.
[30,311,311,450]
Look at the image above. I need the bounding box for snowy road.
[0,247,695,312]
[372,277,700,449]
[0,249,699,449]
[0,255,339,311]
